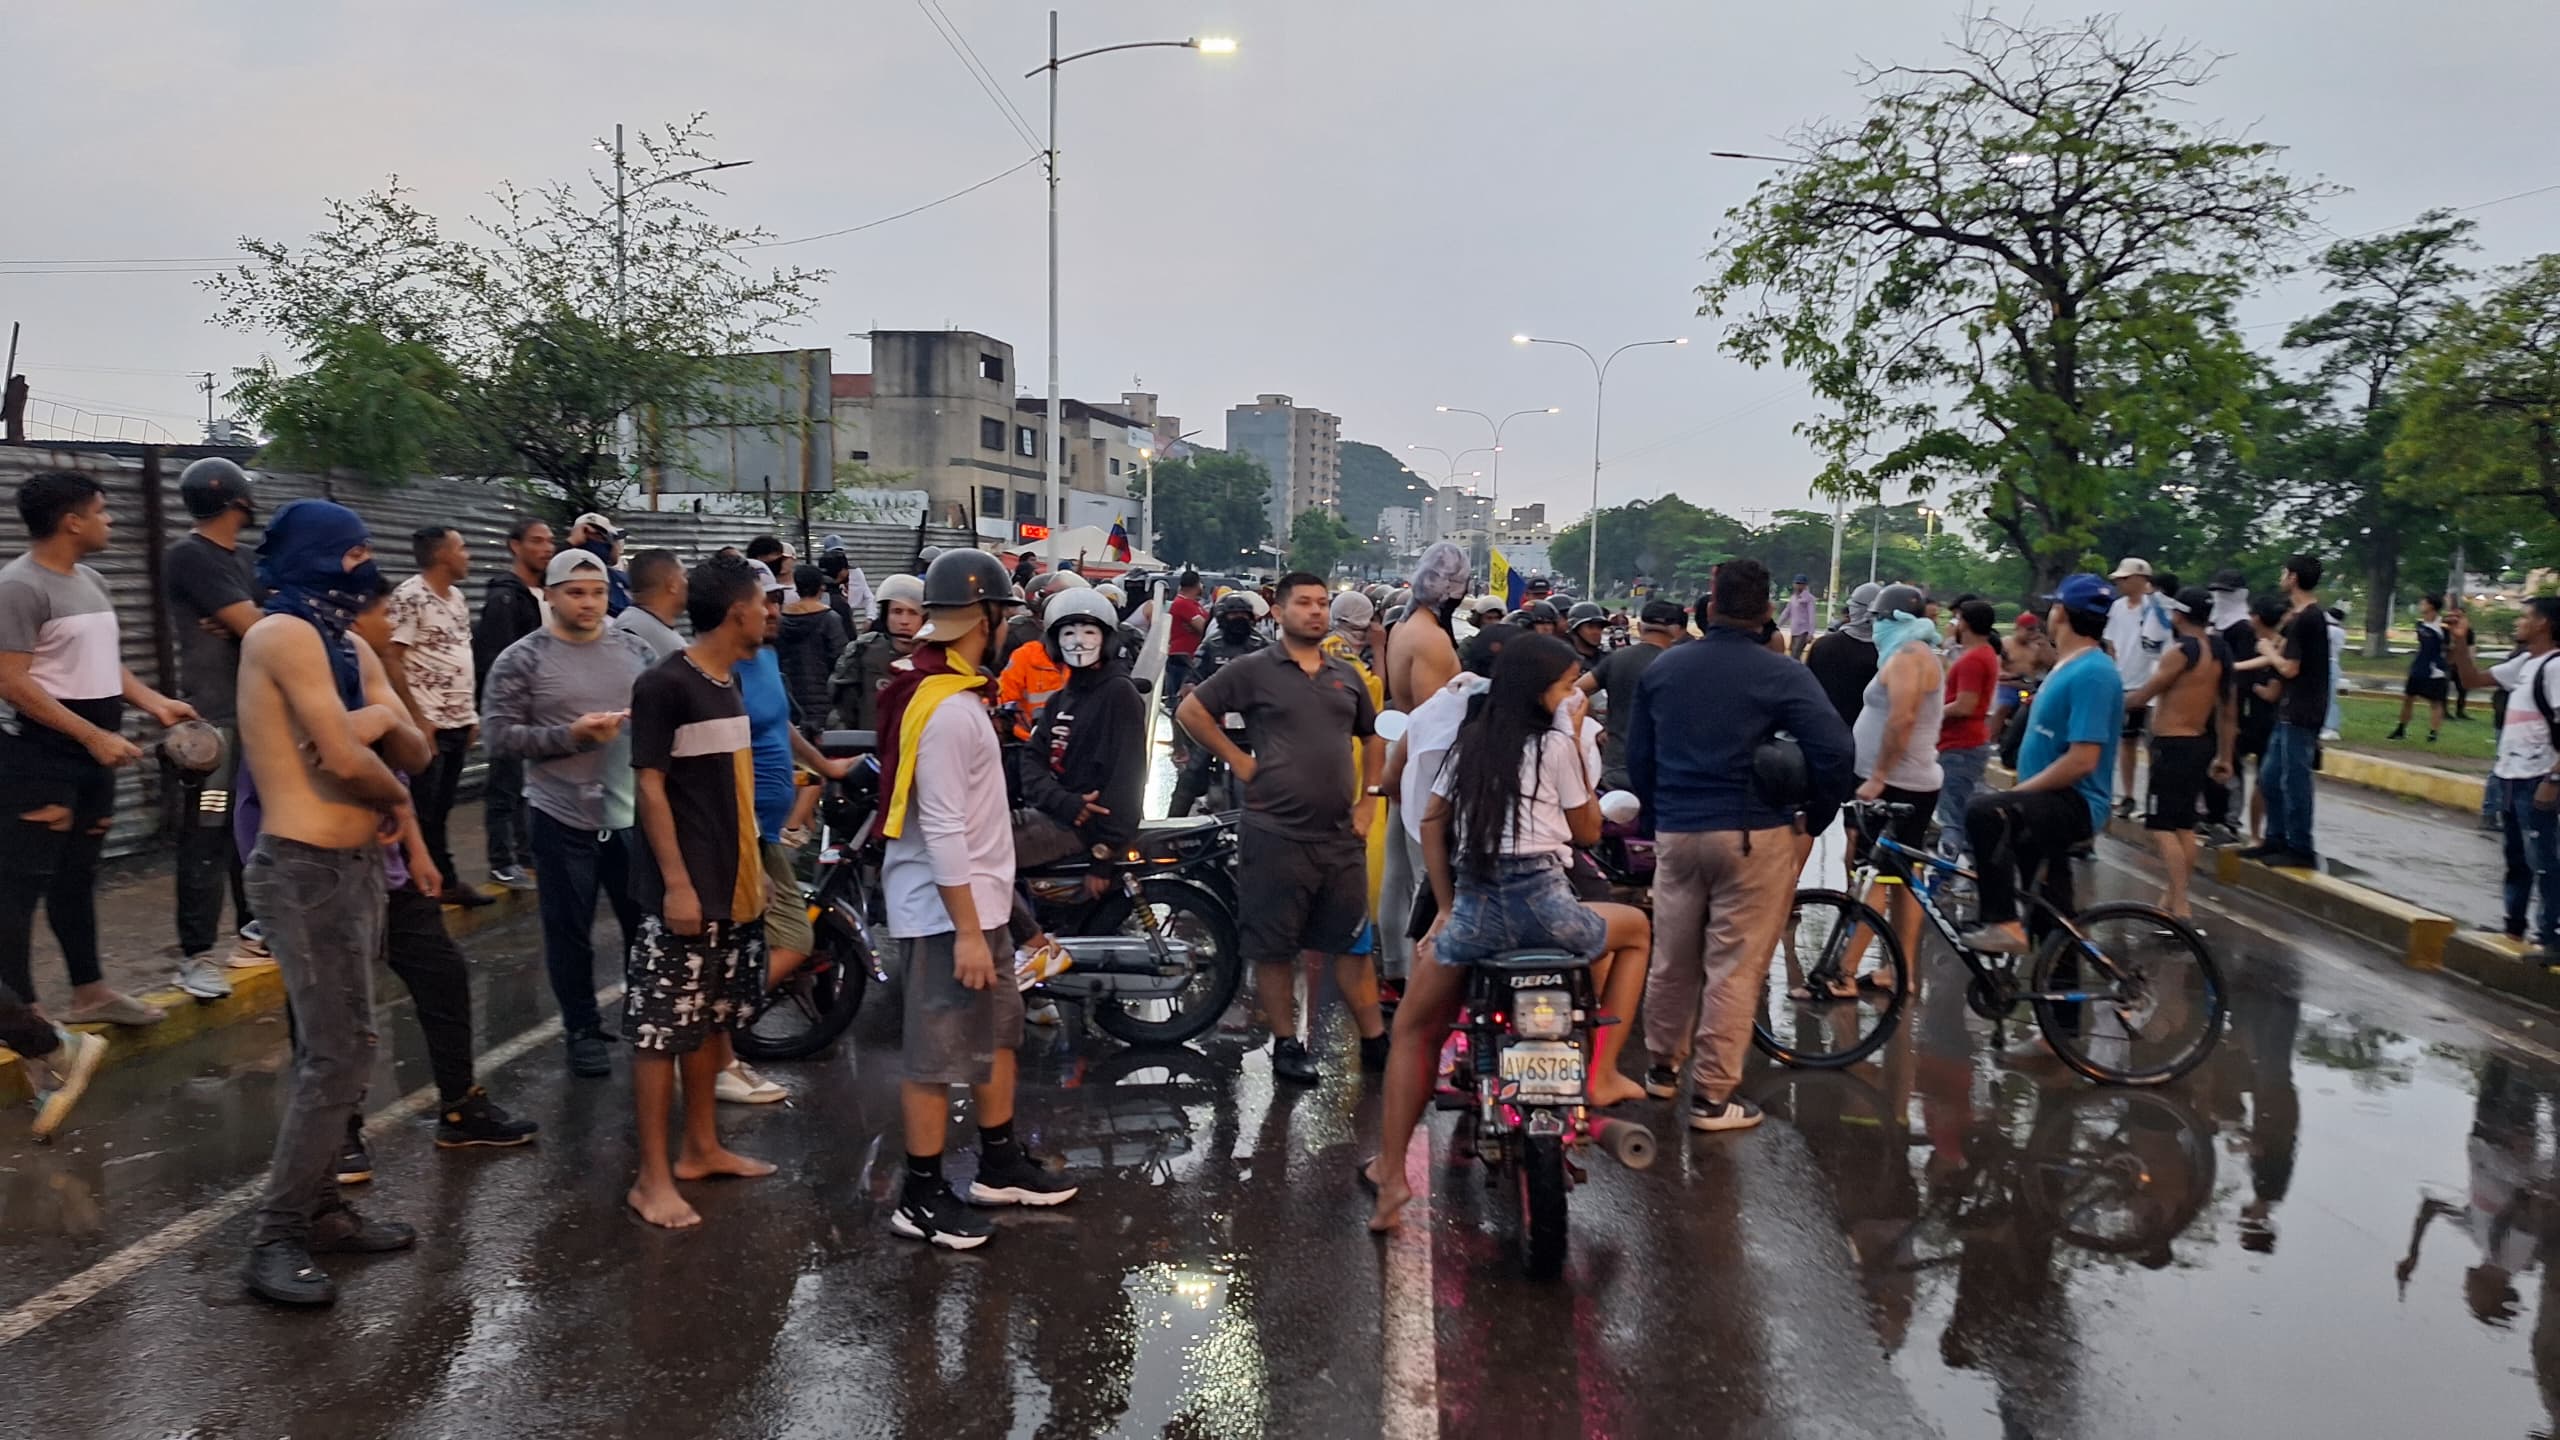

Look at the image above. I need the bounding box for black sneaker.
[434,1088,540,1149]
[307,1207,418,1254]
[336,1121,374,1186]
[968,1147,1081,1207]
[1359,1031,1392,1074]
[1687,1095,1765,1133]
[2235,841,2280,860]
[243,1241,335,1306]
[1643,1064,1681,1100]
[567,1028,611,1078]
[890,1179,995,1250]
[2266,850,2320,870]
[444,885,495,910]
[1271,1037,1320,1086]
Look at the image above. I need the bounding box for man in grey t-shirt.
[1,472,197,1027]
[480,548,655,1076]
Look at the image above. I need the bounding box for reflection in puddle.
[1008,1262,1265,1440]
[1766,955,2560,1439]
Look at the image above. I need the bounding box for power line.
[912,0,1043,155]
[926,0,1040,146]
[743,156,1041,251]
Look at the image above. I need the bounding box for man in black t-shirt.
[1582,599,1684,790]
[2234,554,2327,868]
[163,458,265,997]
[623,556,774,1230]
[1806,582,1884,729]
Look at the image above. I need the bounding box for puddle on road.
[1766,947,2560,1440]
[1004,1261,1266,1440]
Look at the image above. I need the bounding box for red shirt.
[1168,595,1207,657]
[1939,642,2000,751]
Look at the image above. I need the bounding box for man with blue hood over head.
[234,498,433,1307]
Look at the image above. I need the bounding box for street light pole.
[1032,19,1234,567]
[1513,335,1687,594]
[1435,404,1560,513]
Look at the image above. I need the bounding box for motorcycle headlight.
[1514,988,1574,1041]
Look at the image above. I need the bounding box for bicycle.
[1753,800,2225,1086]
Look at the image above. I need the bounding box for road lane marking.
[0,985,621,1349]
[1380,1126,1438,1440]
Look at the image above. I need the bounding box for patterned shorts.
[624,915,767,1055]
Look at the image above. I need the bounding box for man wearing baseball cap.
[568,512,631,617]
[1959,573,2124,960]
[2104,557,2171,814]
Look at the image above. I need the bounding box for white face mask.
[1056,620,1106,669]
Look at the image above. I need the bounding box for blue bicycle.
[1753,802,2225,1086]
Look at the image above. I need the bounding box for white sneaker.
[1025,1000,1063,1027]
[174,952,234,1001]
[28,1029,108,1139]
[715,1060,788,1105]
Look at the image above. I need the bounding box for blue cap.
[2044,572,2115,618]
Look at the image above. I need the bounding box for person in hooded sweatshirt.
[1806,581,1885,729]
[776,567,850,728]
[1010,588,1144,877]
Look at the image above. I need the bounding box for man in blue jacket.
[1629,558,1856,1133]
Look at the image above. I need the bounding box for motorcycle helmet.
[1093,581,1127,612]
[919,547,1020,608]
[1565,601,1607,635]
[177,456,256,521]
[1517,600,1560,631]
[1044,588,1119,667]
[876,573,926,610]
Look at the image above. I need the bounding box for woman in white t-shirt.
[1364,634,1652,1232]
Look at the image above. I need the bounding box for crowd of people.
[16,450,2552,1298]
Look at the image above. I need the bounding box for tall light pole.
[1511,334,1688,593]
[595,126,752,479]
[1136,426,1203,562]
[1435,404,1559,513]
[1030,19,1235,566]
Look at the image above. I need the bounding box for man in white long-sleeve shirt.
[877,548,1080,1250]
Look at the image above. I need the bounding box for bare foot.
[1366,1162,1413,1233]
[674,1146,777,1181]
[1588,1072,1647,1109]
[627,1179,701,1229]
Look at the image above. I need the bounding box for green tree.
[210,115,825,518]
[2395,255,2560,535]
[1698,15,2327,594]
[1553,495,1748,594]
[1289,507,1360,578]
[2284,212,2478,653]
[230,322,463,483]
[1138,451,1271,571]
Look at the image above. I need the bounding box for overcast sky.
[8,1,2557,527]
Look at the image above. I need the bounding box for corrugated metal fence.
[0,444,967,857]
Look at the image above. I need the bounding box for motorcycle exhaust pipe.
[1590,1116,1656,1171]
[1047,934,1194,977]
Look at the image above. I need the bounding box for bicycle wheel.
[2022,1089,2218,1255]
[2025,903,2224,1085]
[1752,889,1910,1069]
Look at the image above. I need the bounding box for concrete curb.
[0,882,533,1110]
[2321,748,2487,814]
[2442,929,2560,1010]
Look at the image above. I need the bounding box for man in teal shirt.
[1959,572,2122,957]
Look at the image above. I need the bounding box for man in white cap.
[568,512,631,617]
[480,546,657,1079]
[2105,557,2172,813]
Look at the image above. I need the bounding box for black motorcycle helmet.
[1213,592,1257,622]
[920,547,1020,608]
[1517,600,1560,631]
[177,456,256,521]
[1751,729,1812,809]
[1565,601,1606,636]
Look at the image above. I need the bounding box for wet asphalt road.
[10,825,2560,1439]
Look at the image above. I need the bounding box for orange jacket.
[998,639,1071,741]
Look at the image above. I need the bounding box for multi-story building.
[1376,504,1424,554]
[1225,393,1341,538]
[1496,503,1551,547]
[828,329,1151,546]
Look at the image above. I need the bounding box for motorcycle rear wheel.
[1086,878,1244,1047]
[1517,1133,1570,1280]
[734,915,872,1062]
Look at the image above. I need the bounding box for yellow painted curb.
[2321,749,2486,814]
[0,883,529,1109]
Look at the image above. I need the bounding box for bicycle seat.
[1477,947,1589,973]
[818,729,876,757]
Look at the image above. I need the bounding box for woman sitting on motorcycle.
[1364,634,1652,1232]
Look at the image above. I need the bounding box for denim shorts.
[1433,855,1607,967]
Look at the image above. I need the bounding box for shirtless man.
[2125,585,2233,919]
[234,500,432,1307]
[1378,540,1471,984]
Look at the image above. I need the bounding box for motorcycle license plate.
[1497,1042,1586,1098]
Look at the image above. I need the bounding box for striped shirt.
[628,651,762,922]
